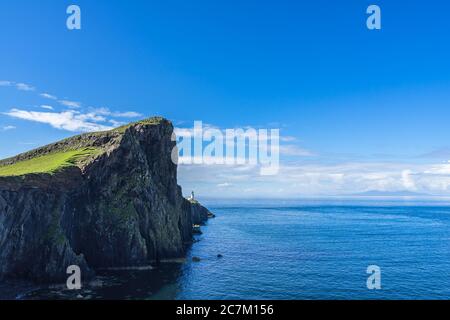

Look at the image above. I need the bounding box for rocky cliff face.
[188,200,215,225]
[0,118,211,283]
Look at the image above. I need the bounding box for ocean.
[2,200,450,300]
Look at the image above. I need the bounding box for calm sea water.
[2,200,450,300]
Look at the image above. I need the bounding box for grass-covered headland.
[0,148,99,177]
[0,117,167,178]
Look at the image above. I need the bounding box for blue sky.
[1,0,450,198]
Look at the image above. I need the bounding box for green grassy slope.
[0,148,99,177]
[0,117,167,178]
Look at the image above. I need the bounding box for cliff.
[0,117,211,283]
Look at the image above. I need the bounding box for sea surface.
[2,199,450,300]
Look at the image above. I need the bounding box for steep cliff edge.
[0,117,211,283]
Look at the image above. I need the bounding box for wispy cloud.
[175,123,314,159]
[418,147,450,160]
[4,109,113,132]
[217,182,233,188]
[59,99,82,108]
[1,125,16,131]
[15,82,35,91]
[1,80,36,92]
[280,136,297,142]
[40,93,58,100]
[113,111,143,118]
[0,80,13,86]
[2,81,143,130]
[278,145,316,157]
[0,80,35,92]
[178,159,450,198]
[93,107,142,118]
[109,119,126,127]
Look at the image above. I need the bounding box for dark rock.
[217,254,223,258]
[192,225,202,235]
[0,118,212,283]
[187,199,214,225]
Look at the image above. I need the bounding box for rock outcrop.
[0,118,211,283]
[187,200,215,225]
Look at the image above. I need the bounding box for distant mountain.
[352,190,431,197]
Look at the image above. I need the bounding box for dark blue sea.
[2,200,450,300]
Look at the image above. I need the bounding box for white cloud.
[59,99,82,108]
[280,136,297,142]
[0,80,13,86]
[40,93,58,100]
[77,112,107,122]
[4,108,113,132]
[113,111,142,118]
[2,82,140,131]
[175,123,277,140]
[0,81,35,92]
[93,107,142,118]
[217,182,233,188]
[424,162,450,175]
[16,83,35,91]
[174,127,196,138]
[401,169,416,190]
[278,145,315,157]
[177,159,450,198]
[109,119,126,127]
[1,125,16,131]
